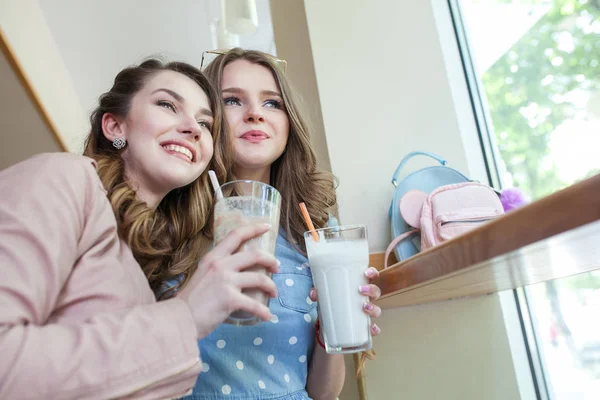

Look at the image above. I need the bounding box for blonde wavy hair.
[83,59,230,297]
[203,48,338,253]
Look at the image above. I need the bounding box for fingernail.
[372,324,381,334]
[363,303,374,311]
[365,268,377,278]
[276,259,281,266]
[263,223,271,228]
[359,285,370,294]
[309,288,315,298]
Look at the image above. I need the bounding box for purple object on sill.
[500,187,529,212]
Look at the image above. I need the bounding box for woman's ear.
[101,113,125,143]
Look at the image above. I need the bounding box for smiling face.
[220,59,290,176]
[102,70,214,205]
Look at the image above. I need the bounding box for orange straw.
[299,202,319,242]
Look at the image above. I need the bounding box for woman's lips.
[240,130,268,142]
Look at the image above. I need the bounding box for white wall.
[304,0,489,253]
[368,295,521,399]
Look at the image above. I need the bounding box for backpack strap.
[384,228,419,268]
[391,151,448,187]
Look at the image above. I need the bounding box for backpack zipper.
[440,217,497,226]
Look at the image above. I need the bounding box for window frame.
[445,1,555,399]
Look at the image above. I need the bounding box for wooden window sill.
[371,174,600,309]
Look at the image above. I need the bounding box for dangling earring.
[112,137,126,149]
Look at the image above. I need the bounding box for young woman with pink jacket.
[0,59,278,399]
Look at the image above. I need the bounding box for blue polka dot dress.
[183,232,318,400]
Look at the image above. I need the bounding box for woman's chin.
[234,154,280,171]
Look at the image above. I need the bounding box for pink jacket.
[0,153,201,399]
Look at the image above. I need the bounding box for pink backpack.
[384,182,505,268]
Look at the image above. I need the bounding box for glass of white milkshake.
[214,180,281,326]
[304,225,372,354]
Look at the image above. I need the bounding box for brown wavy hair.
[83,59,230,297]
[203,48,337,253]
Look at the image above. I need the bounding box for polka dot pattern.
[190,242,320,397]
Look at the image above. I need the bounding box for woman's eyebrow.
[222,87,282,98]
[152,88,184,102]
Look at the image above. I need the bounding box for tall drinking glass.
[304,225,372,353]
[214,180,281,326]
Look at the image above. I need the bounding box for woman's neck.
[134,187,163,210]
[234,166,271,185]
[124,171,164,210]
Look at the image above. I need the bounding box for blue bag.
[389,151,470,262]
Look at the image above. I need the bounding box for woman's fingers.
[234,271,278,298]
[362,302,382,318]
[371,323,381,336]
[361,269,383,338]
[210,223,271,257]
[223,249,280,274]
[230,291,273,322]
[364,266,379,280]
[359,284,381,301]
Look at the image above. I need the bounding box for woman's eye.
[223,96,241,106]
[157,100,176,112]
[197,120,212,130]
[264,99,282,109]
